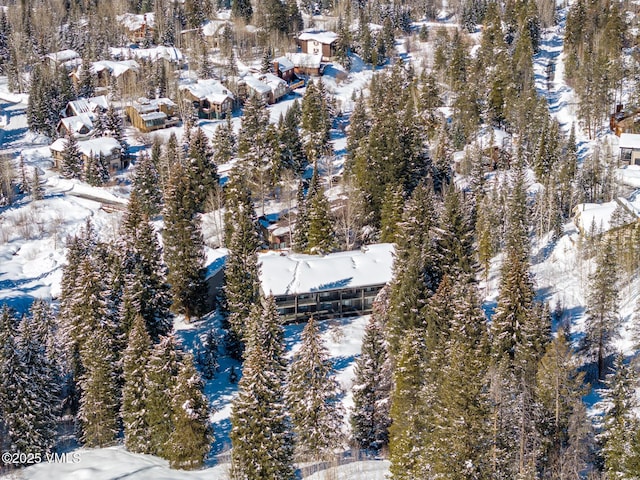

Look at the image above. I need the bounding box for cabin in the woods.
[286,52,323,77]
[70,60,140,92]
[119,13,155,44]
[259,244,394,322]
[45,49,80,70]
[273,56,296,83]
[619,133,640,165]
[239,73,288,104]
[109,46,185,68]
[298,30,338,61]
[125,97,180,133]
[56,114,95,139]
[179,79,235,119]
[63,96,109,118]
[50,137,124,172]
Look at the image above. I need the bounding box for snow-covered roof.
[92,60,140,77]
[259,72,287,89]
[50,137,121,157]
[179,79,234,104]
[109,46,184,63]
[140,111,167,122]
[201,19,231,37]
[259,243,395,296]
[287,52,322,69]
[274,56,294,72]
[118,12,155,31]
[242,75,272,95]
[66,96,109,116]
[130,97,176,114]
[298,30,338,45]
[45,49,79,63]
[619,133,640,150]
[58,113,94,133]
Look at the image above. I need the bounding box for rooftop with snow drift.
[298,30,338,44]
[259,243,395,297]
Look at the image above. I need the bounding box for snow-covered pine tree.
[132,152,163,217]
[12,313,60,455]
[197,330,219,380]
[230,297,294,480]
[351,314,391,453]
[379,183,404,244]
[105,105,127,154]
[287,317,343,461]
[162,162,207,321]
[278,100,306,174]
[211,113,236,165]
[60,134,83,179]
[122,314,152,454]
[146,334,182,458]
[186,127,218,212]
[78,324,119,447]
[305,186,336,254]
[31,167,43,200]
[222,171,261,358]
[166,353,211,469]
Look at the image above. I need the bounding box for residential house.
[50,136,124,172]
[63,96,109,118]
[619,133,640,165]
[45,49,80,70]
[71,60,140,93]
[109,46,185,68]
[119,13,155,44]
[125,97,180,133]
[56,113,94,139]
[273,56,295,83]
[239,73,288,104]
[286,52,323,77]
[259,243,394,322]
[258,214,294,250]
[298,30,338,61]
[201,19,232,48]
[611,104,640,136]
[179,79,235,119]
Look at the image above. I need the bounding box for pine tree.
[232,0,252,22]
[287,318,344,460]
[230,297,294,480]
[31,167,43,200]
[78,325,119,447]
[197,330,219,380]
[379,184,404,244]
[211,114,236,165]
[186,127,218,212]
[122,314,152,454]
[351,314,391,452]
[60,134,83,179]
[162,163,207,321]
[166,353,211,469]
[105,105,127,154]
[585,236,620,380]
[301,80,332,163]
[305,186,336,254]
[146,335,182,458]
[132,152,163,217]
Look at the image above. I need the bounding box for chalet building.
[56,113,94,139]
[63,96,109,118]
[259,244,394,322]
[109,46,185,68]
[45,49,80,70]
[258,214,294,250]
[273,56,295,83]
[619,133,640,165]
[200,19,232,48]
[239,73,288,104]
[119,13,155,44]
[71,60,140,92]
[287,52,323,77]
[50,137,124,171]
[298,31,338,61]
[179,79,235,119]
[125,97,180,133]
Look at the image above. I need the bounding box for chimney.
[274,60,280,76]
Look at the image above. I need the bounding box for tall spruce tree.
[351,313,391,452]
[186,128,219,212]
[122,314,152,454]
[166,353,211,469]
[132,152,163,217]
[584,237,620,379]
[287,317,344,460]
[230,297,294,480]
[60,134,83,179]
[162,162,207,321]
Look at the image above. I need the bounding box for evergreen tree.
[105,105,127,154]
[162,163,207,321]
[78,325,119,447]
[232,0,252,22]
[211,113,236,165]
[166,353,211,469]
[305,186,336,254]
[31,167,43,200]
[379,184,404,244]
[132,152,163,217]
[186,127,218,212]
[230,297,294,480]
[584,237,620,379]
[287,317,344,460]
[351,314,391,452]
[146,335,182,458]
[301,80,333,163]
[122,314,152,454]
[60,134,83,179]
